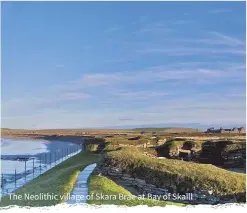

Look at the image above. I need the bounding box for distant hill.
[133,127,202,133]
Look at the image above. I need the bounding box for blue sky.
[1,1,246,129]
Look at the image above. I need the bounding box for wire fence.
[0,143,83,197]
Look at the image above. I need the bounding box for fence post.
[50,152,52,167]
[33,158,34,177]
[1,173,4,190]
[15,169,16,188]
[40,154,42,174]
[24,160,27,181]
[55,151,56,165]
[45,153,47,168]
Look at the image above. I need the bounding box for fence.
[0,143,83,197]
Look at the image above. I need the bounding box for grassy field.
[88,175,184,207]
[103,147,246,200]
[105,135,157,146]
[133,127,202,133]
[0,151,100,207]
[1,130,245,206]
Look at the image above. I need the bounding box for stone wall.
[93,165,240,204]
[94,166,172,196]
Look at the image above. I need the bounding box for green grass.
[88,175,184,207]
[105,135,154,146]
[133,127,202,133]
[103,147,246,199]
[156,139,204,155]
[223,142,246,152]
[0,151,100,207]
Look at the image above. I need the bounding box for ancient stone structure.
[93,165,240,204]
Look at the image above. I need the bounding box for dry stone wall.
[92,165,240,204]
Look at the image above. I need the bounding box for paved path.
[65,163,97,204]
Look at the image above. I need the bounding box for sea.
[0,138,82,188]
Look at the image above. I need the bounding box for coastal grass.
[88,175,184,207]
[163,139,203,151]
[103,147,246,198]
[223,142,246,152]
[133,127,202,133]
[0,151,100,207]
[105,135,157,146]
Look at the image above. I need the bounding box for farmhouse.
[205,127,245,134]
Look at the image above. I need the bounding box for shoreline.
[0,151,100,206]
[1,134,84,144]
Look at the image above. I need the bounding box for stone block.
[156,187,169,193]
[135,178,146,184]
[110,167,122,173]
[122,173,132,178]
[108,171,122,177]
[146,184,156,189]
[121,176,135,181]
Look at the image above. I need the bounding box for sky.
[1,1,246,129]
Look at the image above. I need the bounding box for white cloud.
[208,31,245,46]
[208,8,232,14]
[137,47,245,56]
[134,27,173,34]
[2,95,245,129]
[53,65,243,93]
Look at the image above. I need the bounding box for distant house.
[238,127,245,133]
[205,127,245,134]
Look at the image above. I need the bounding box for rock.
[135,178,146,184]
[122,174,132,178]
[135,184,146,189]
[110,167,122,173]
[121,176,135,181]
[223,198,237,203]
[157,188,169,193]
[208,190,213,195]
[108,171,122,177]
[206,195,220,203]
[146,184,156,189]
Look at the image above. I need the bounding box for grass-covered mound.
[0,151,99,207]
[103,147,246,200]
[222,142,246,152]
[105,135,157,146]
[88,175,184,206]
[156,139,203,157]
